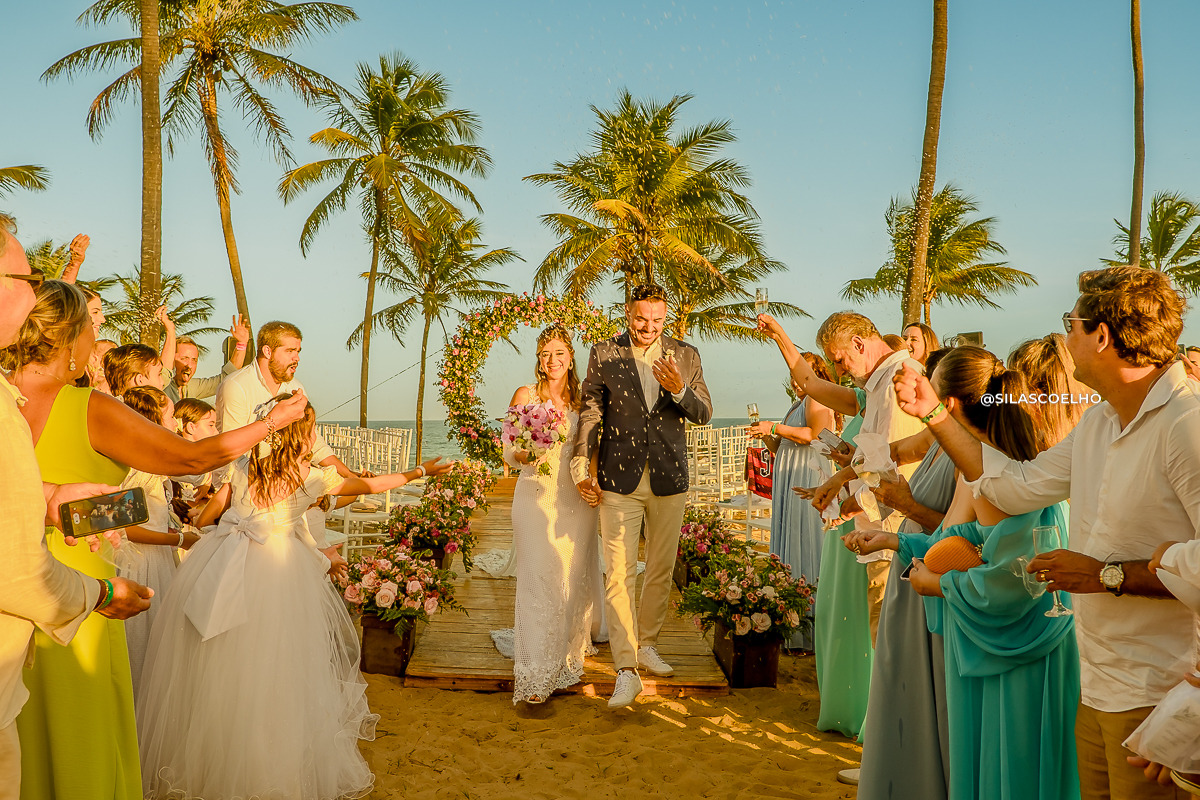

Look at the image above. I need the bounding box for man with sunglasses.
[894,265,1200,800]
[0,214,151,797]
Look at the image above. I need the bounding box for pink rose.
[751,613,772,633]
[361,571,381,591]
[444,542,459,553]
[423,598,439,614]
[406,580,422,594]
[466,499,476,508]
[344,584,363,603]
[375,582,398,608]
[724,585,742,602]
[786,610,801,627]
[734,616,752,636]
[403,598,420,610]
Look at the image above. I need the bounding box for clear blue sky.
[3,0,1199,421]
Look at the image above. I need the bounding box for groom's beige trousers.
[599,465,687,671]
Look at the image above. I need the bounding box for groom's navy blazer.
[574,332,712,496]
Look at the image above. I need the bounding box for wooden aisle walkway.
[404,479,730,696]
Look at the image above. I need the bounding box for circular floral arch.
[438,294,621,465]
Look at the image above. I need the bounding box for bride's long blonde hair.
[534,324,581,410]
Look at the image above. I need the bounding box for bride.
[491,324,605,704]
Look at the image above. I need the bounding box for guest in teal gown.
[813,389,874,736]
[900,504,1081,800]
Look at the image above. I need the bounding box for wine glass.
[747,402,759,424]
[754,288,769,315]
[1033,524,1073,618]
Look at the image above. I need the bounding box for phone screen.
[817,429,847,451]
[60,487,149,537]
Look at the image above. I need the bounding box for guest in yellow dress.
[6,281,308,799]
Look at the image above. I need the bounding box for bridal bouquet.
[501,402,570,475]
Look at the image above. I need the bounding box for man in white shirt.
[0,214,151,798]
[215,320,357,573]
[760,311,926,638]
[894,265,1199,800]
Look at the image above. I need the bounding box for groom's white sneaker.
[637,646,674,676]
[608,669,643,708]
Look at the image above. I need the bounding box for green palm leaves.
[0,165,51,197]
[281,52,494,426]
[1105,191,1200,293]
[526,91,771,300]
[843,184,1035,325]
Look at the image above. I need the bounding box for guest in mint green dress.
[813,388,873,736]
[899,504,1080,800]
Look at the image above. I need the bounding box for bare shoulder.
[509,385,534,406]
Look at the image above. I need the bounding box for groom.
[573,284,712,708]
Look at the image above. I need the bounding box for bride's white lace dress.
[492,397,604,703]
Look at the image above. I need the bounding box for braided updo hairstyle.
[1,280,90,371]
[533,324,581,410]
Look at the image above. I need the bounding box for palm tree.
[279,53,491,427]
[901,0,949,326]
[526,90,770,301]
[102,268,225,348]
[24,239,118,297]
[1105,191,1200,292]
[45,0,357,344]
[843,185,1034,325]
[1129,0,1146,268]
[348,218,517,462]
[139,0,164,346]
[0,165,50,197]
[658,250,808,341]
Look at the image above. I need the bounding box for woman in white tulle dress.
[492,325,605,704]
[137,394,451,799]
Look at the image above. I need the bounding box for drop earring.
[69,356,77,372]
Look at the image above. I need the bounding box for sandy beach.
[361,653,860,800]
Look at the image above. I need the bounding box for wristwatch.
[1099,562,1125,596]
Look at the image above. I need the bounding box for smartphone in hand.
[817,428,851,454]
[60,487,149,537]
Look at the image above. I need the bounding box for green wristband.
[920,402,947,425]
[771,422,779,436]
[98,578,114,610]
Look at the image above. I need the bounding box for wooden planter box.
[360,614,416,677]
[673,559,705,591]
[712,621,781,688]
[425,545,453,571]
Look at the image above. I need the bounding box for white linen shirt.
[967,361,1200,712]
[852,349,927,540]
[0,374,97,728]
[214,361,333,463]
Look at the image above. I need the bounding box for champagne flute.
[747,402,759,424]
[1033,524,1073,617]
[754,287,769,315]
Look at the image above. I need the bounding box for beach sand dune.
[361,654,860,799]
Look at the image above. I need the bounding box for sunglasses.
[1062,312,1091,334]
[1,268,44,289]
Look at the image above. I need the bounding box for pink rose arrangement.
[676,505,749,576]
[501,401,570,476]
[340,543,462,626]
[676,550,813,640]
[384,503,474,569]
[422,458,495,528]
